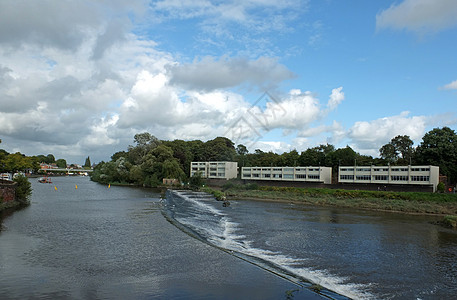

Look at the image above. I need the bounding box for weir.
[164,189,352,300]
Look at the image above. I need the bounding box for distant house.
[190,162,238,180]
[40,163,58,170]
[163,178,180,186]
[338,165,440,192]
[242,166,332,184]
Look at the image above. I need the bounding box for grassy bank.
[222,185,457,216]
[0,200,29,213]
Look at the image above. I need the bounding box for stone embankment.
[0,180,18,211]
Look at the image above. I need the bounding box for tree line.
[90,127,457,186]
[0,139,91,174]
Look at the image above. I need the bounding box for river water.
[1,177,457,299]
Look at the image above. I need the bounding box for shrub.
[443,215,457,228]
[437,182,445,193]
[13,175,32,203]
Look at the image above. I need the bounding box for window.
[392,168,408,172]
[243,168,251,171]
[243,174,251,178]
[308,175,320,179]
[411,176,430,182]
[391,175,408,181]
[284,168,294,172]
[262,174,271,178]
[356,175,371,181]
[356,168,371,172]
[340,175,354,180]
[273,168,282,171]
[340,168,354,172]
[273,174,282,178]
[411,168,430,172]
[283,174,294,179]
[374,168,389,172]
[252,174,260,178]
[295,174,306,179]
[374,175,388,181]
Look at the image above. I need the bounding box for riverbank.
[219,185,457,216]
[0,200,30,213]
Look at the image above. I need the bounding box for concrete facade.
[338,165,439,192]
[190,161,238,180]
[241,166,332,184]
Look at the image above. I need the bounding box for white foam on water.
[169,190,375,300]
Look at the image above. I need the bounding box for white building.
[241,166,332,184]
[190,161,238,180]
[338,165,440,191]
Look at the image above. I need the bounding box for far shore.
[212,186,457,218]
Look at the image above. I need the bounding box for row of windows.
[411,176,430,181]
[341,167,431,173]
[340,175,430,182]
[411,168,430,172]
[242,174,321,180]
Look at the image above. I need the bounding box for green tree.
[203,137,236,161]
[416,127,457,183]
[328,146,358,167]
[84,156,91,168]
[280,149,300,166]
[46,154,55,164]
[0,149,8,172]
[391,135,414,162]
[128,133,161,165]
[236,144,248,156]
[13,174,32,203]
[379,135,414,164]
[56,159,67,168]
[379,143,397,163]
[189,172,204,189]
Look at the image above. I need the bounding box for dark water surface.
[2,178,457,299]
[0,177,318,299]
[166,190,457,300]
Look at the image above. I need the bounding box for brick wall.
[0,180,16,202]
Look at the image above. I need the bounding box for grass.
[443,215,457,228]
[222,185,457,215]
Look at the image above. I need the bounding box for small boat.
[38,177,52,183]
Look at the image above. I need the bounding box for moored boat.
[38,177,52,184]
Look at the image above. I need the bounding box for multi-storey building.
[338,165,439,191]
[190,161,238,180]
[241,166,332,184]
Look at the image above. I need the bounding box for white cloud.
[441,79,457,90]
[376,0,457,34]
[326,87,344,110]
[253,87,344,131]
[348,111,427,151]
[167,56,295,91]
[250,140,292,154]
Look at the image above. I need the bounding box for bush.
[437,182,445,193]
[443,215,457,228]
[189,172,204,189]
[13,175,32,203]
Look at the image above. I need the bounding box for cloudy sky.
[1,0,457,164]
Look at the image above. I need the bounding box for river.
[1,177,457,299]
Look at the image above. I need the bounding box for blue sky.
[0,0,457,164]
